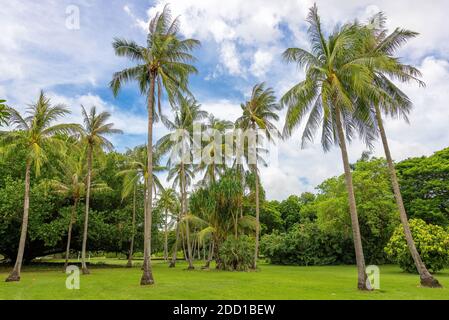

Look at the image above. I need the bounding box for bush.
[218,236,255,271]
[385,219,449,273]
[260,222,354,266]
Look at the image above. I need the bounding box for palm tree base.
[169,261,176,268]
[186,266,195,271]
[82,267,90,275]
[126,261,133,268]
[140,273,155,286]
[421,276,442,288]
[5,271,20,282]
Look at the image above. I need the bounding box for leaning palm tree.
[156,188,178,261]
[235,83,281,269]
[0,100,10,126]
[1,91,79,282]
[111,4,200,285]
[117,145,165,267]
[360,13,441,288]
[79,105,122,275]
[281,5,389,290]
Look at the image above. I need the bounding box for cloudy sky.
[1,0,448,200]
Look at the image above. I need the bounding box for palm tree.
[361,13,441,288]
[167,162,196,269]
[0,100,10,126]
[111,4,200,285]
[156,188,178,261]
[158,96,207,269]
[117,145,165,267]
[79,105,122,275]
[197,115,234,186]
[235,83,281,269]
[1,91,79,282]
[50,150,110,271]
[281,5,389,290]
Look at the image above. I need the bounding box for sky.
[1,0,449,200]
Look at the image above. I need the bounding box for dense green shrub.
[218,236,255,271]
[385,219,449,273]
[260,222,354,266]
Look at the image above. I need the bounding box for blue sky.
[1,0,449,199]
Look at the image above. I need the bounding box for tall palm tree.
[79,105,122,275]
[156,188,178,261]
[1,91,79,282]
[167,162,196,269]
[111,4,200,285]
[117,145,165,267]
[0,100,10,126]
[235,83,281,269]
[158,96,207,269]
[50,150,109,271]
[361,13,441,287]
[281,5,390,290]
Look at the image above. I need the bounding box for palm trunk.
[141,73,156,285]
[169,215,181,268]
[6,160,31,282]
[203,240,214,269]
[253,164,260,270]
[181,162,194,270]
[335,109,371,291]
[81,145,93,275]
[64,198,78,271]
[164,209,169,261]
[127,185,137,268]
[374,104,441,288]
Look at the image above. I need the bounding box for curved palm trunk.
[374,105,441,288]
[181,162,194,270]
[164,209,169,261]
[64,198,78,271]
[81,145,93,275]
[141,73,156,285]
[6,161,31,282]
[253,164,260,270]
[335,109,371,291]
[127,185,137,268]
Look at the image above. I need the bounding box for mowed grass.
[0,259,448,300]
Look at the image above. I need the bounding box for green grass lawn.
[0,259,448,300]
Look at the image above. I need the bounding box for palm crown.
[2,91,80,175]
[110,4,200,117]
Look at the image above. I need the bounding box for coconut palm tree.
[117,145,166,267]
[167,162,196,269]
[111,4,200,285]
[235,83,281,269]
[280,5,391,290]
[156,188,178,261]
[0,100,10,126]
[1,91,79,282]
[157,96,207,269]
[79,105,122,275]
[49,150,110,271]
[360,13,441,288]
[196,115,234,186]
